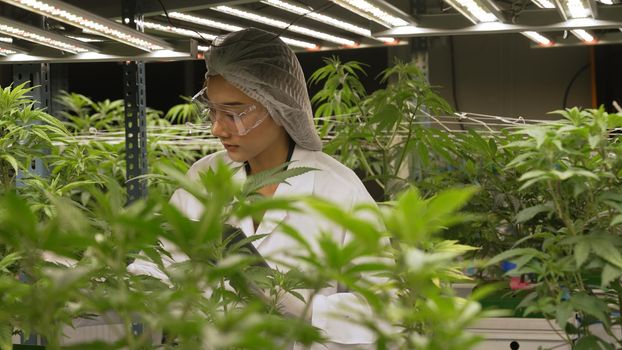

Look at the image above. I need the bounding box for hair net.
[204,27,322,151]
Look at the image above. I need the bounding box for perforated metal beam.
[122,0,148,203]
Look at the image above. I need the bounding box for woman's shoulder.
[300,149,372,201]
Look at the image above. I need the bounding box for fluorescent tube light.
[521,31,553,46]
[278,36,320,49]
[261,0,395,43]
[597,0,613,4]
[0,41,25,55]
[166,11,319,49]
[67,35,105,42]
[571,28,595,42]
[444,0,499,23]
[1,0,172,51]
[560,0,592,18]
[0,16,94,53]
[214,5,356,46]
[0,37,12,43]
[531,0,556,8]
[167,12,244,32]
[143,21,217,41]
[330,0,410,28]
[0,47,17,55]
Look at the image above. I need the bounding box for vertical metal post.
[122,0,148,203]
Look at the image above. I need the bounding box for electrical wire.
[563,63,589,109]
[449,36,466,130]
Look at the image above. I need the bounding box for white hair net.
[204,27,322,151]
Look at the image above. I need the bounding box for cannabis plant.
[0,83,70,192]
[310,58,453,199]
[1,155,491,350]
[488,108,622,348]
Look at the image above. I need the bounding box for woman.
[132,28,380,349]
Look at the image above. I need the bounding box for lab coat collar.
[228,144,316,242]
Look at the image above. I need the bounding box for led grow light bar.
[571,28,596,42]
[166,11,319,49]
[531,0,556,7]
[0,41,26,55]
[521,31,553,46]
[143,21,217,41]
[0,37,12,43]
[1,0,172,51]
[261,0,395,43]
[444,0,499,23]
[167,12,244,32]
[214,5,356,46]
[0,16,94,53]
[67,35,105,43]
[330,0,410,28]
[556,0,592,18]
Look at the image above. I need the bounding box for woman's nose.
[211,118,230,138]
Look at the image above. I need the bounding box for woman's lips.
[223,143,239,151]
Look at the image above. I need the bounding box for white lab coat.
[130,145,381,349]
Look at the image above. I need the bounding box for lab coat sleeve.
[305,186,388,348]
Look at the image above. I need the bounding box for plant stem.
[548,181,576,236]
[393,104,419,182]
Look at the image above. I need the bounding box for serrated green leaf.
[555,301,574,330]
[601,263,622,288]
[574,240,590,268]
[515,202,553,223]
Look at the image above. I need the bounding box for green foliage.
[0,161,488,350]
[0,83,71,191]
[489,108,622,347]
[309,56,367,138]
[310,58,454,199]
[1,83,488,349]
[164,95,200,124]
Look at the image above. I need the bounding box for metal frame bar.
[375,6,622,37]
[122,0,148,203]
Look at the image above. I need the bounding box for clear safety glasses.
[191,87,269,136]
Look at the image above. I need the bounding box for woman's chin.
[226,150,247,163]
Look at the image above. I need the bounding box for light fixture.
[143,21,217,41]
[0,37,13,43]
[0,16,94,53]
[261,0,395,43]
[597,0,613,4]
[329,0,411,28]
[67,35,105,43]
[521,31,553,46]
[167,12,244,32]
[1,0,172,51]
[556,0,592,18]
[214,5,356,46]
[531,0,556,8]
[198,45,210,52]
[166,11,319,49]
[443,0,500,23]
[0,41,26,55]
[571,28,596,42]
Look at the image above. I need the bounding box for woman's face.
[206,75,287,163]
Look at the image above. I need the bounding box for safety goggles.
[191,87,269,136]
